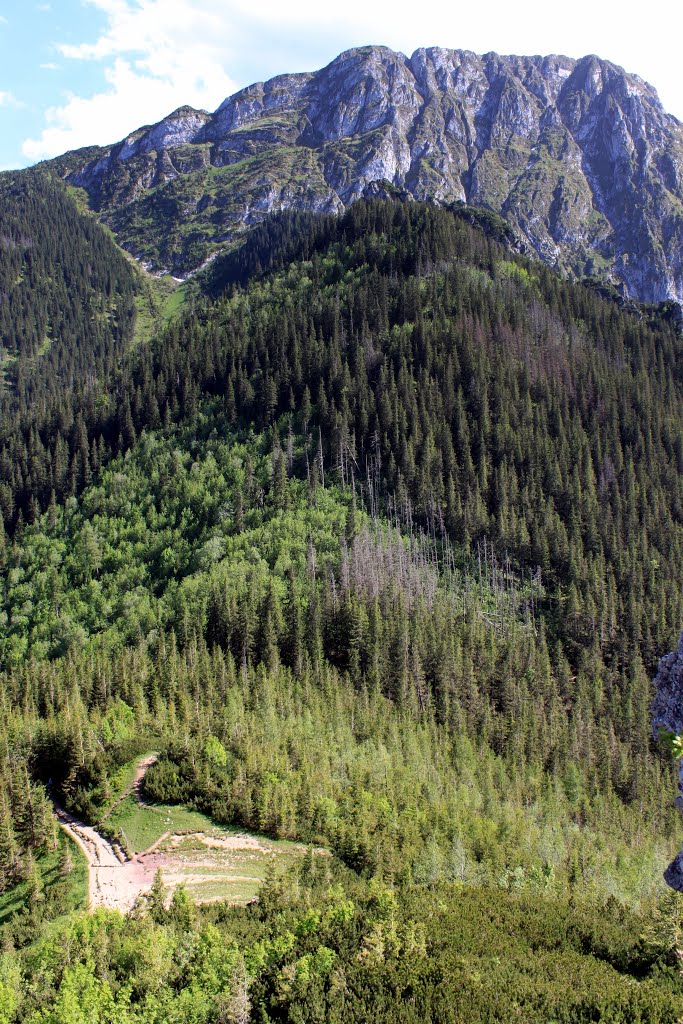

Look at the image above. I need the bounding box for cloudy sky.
[1,0,681,170]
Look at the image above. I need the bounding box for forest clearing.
[55,756,307,911]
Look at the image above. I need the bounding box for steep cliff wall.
[49,45,683,301]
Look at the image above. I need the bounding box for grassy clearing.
[131,292,157,348]
[163,831,306,904]
[64,184,93,215]
[108,795,308,904]
[161,280,187,318]
[131,276,186,348]
[108,794,299,855]
[190,877,267,904]
[108,795,223,851]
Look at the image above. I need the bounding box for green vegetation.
[0,833,87,927]
[0,863,681,1022]
[0,198,682,1019]
[0,168,139,402]
[106,796,307,903]
[105,146,330,274]
[107,797,255,854]
[0,167,142,543]
[131,277,187,348]
[103,753,158,817]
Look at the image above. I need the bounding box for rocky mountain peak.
[55,44,683,300]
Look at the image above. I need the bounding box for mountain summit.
[54,45,683,302]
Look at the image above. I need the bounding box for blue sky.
[1,0,682,171]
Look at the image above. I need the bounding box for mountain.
[2,199,683,1019]
[49,44,683,303]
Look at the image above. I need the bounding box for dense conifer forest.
[0,180,682,1021]
[0,169,140,534]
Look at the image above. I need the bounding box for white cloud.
[19,0,421,163]
[40,62,61,71]
[0,15,7,24]
[23,53,235,160]
[0,91,21,108]
[23,0,239,161]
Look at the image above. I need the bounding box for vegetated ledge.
[651,631,683,890]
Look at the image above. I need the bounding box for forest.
[0,182,682,1021]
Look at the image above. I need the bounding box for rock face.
[651,632,683,891]
[54,45,683,299]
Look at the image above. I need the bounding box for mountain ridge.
[42,43,683,303]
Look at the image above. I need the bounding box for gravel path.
[54,755,160,911]
[55,803,155,911]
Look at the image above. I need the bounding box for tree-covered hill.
[9,199,682,664]
[0,406,682,1018]
[0,169,140,410]
[1,197,683,1021]
[0,166,172,536]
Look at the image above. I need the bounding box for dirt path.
[100,753,158,822]
[55,754,161,912]
[55,804,153,911]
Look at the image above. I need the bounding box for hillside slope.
[0,169,140,412]
[1,198,683,1020]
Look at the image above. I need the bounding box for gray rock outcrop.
[51,45,683,300]
[651,632,683,891]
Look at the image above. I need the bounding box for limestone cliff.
[651,632,683,890]
[50,45,683,301]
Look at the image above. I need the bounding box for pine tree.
[147,868,167,924]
